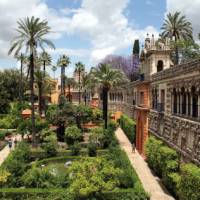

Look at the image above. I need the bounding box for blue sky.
[0,0,198,77]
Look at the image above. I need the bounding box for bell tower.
[140,34,173,81]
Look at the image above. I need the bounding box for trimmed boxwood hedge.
[30,149,108,160]
[178,163,200,200]
[120,115,136,143]
[0,188,148,200]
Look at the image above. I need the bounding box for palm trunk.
[63,67,66,96]
[174,35,179,65]
[42,60,45,115]
[84,89,87,105]
[30,53,36,146]
[19,58,23,104]
[61,67,64,95]
[78,70,81,104]
[68,85,71,102]
[38,83,42,116]
[102,87,108,129]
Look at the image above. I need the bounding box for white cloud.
[166,0,200,37]
[64,0,159,63]
[0,0,159,65]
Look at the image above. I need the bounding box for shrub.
[41,134,58,157]
[89,127,105,147]
[65,125,82,145]
[1,142,31,187]
[0,169,10,187]
[40,128,56,143]
[22,167,56,188]
[68,157,123,198]
[92,108,103,122]
[178,163,200,200]
[0,130,7,140]
[87,142,97,157]
[120,115,136,143]
[107,120,118,132]
[70,142,81,156]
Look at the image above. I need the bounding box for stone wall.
[149,110,200,165]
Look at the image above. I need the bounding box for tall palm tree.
[52,65,57,79]
[39,51,51,114]
[65,77,76,102]
[8,16,55,146]
[15,53,27,104]
[81,73,94,105]
[75,62,85,104]
[39,51,51,75]
[91,64,127,129]
[161,12,193,64]
[34,69,43,116]
[57,55,70,96]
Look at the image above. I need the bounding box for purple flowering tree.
[101,54,139,81]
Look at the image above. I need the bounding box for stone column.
[186,93,188,115]
[177,93,180,114]
[180,93,182,115]
[172,93,174,114]
[198,94,200,118]
[190,95,193,117]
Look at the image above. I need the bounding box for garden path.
[115,127,175,200]
[0,134,21,166]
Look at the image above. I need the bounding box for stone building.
[107,35,200,164]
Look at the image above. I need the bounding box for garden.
[0,97,148,200]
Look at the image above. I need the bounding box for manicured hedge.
[145,136,179,196]
[30,149,108,160]
[178,163,200,200]
[120,115,136,143]
[0,188,149,200]
[108,146,149,199]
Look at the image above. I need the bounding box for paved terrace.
[115,127,175,200]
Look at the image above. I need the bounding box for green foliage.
[0,130,7,140]
[0,115,16,129]
[120,115,136,143]
[22,167,56,188]
[92,108,103,122]
[0,69,28,114]
[46,104,57,123]
[133,39,140,55]
[89,127,105,148]
[68,157,123,198]
[0,189,73,200]
[75,104,93,127]
[41,133,58,157]
[178,163,200,200]
[87,143,97,157]
[1,142,31,187]
[65,125,82,145]
[107,146,148,198]
[145,136,180,196]
[70,141,81,156]
[0,169,10,187]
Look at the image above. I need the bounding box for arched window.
[157,60,164,72]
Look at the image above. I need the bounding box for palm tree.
[8,16,55,146]
[75,62,85,104]
[52,65,57,79]
[65,77,76,102]
[39,51,51,75]
[81,73,94,105]
[91,64,127,129]
[57,55,70,96]
[15,53,27,104]
[161,12,193,64]
[39,51,51,114]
